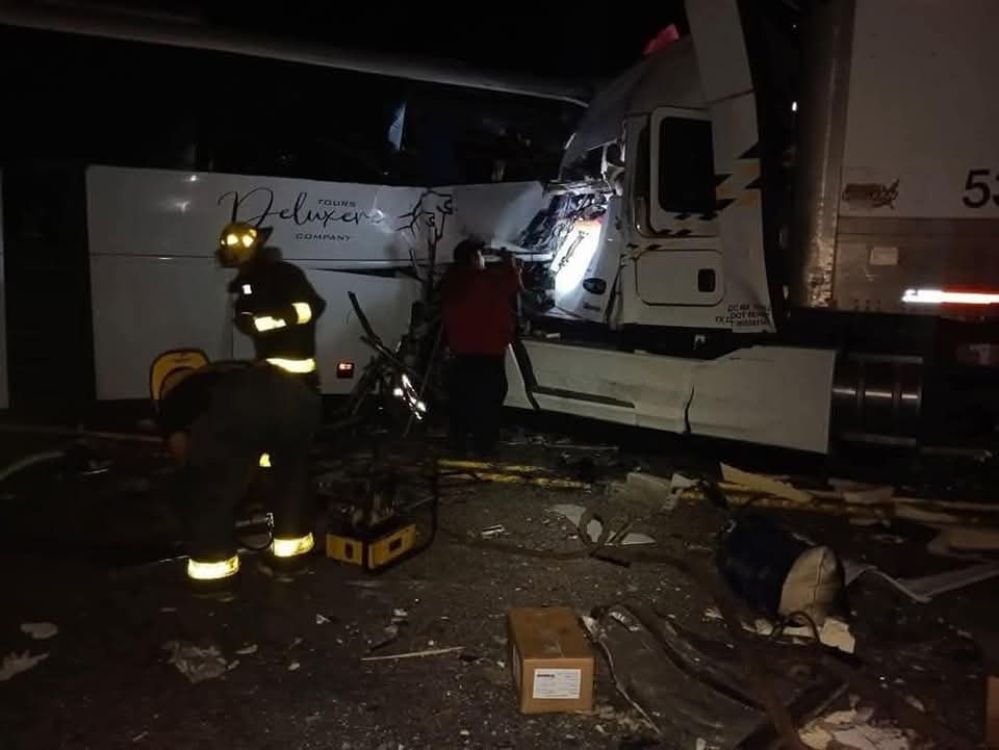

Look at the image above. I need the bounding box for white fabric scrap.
[20,622,58,640]
[0,651,48,681]
[800,706,913,750]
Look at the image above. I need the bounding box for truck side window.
[658,118,715,213]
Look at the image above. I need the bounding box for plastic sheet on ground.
[844,559,999,603]
[584,602,837,749]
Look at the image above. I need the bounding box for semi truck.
[503,0,999,454]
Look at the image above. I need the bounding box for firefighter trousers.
[179,365,321,562]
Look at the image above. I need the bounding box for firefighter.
[154,354,320,589]
[217,222,327,389]
[440,240,522,455]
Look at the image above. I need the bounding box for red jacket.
[441,264,520,357]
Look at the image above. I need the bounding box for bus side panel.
[86,166,542,399]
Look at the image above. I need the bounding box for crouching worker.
[151,351,321,592]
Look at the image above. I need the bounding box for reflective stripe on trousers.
[267,357,317,374]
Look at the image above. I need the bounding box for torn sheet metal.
[845,559,999,603]
[585,602,837,749]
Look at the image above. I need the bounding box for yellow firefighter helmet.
[217,222,265,266]
[149,349,210,404]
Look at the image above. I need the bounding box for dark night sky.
[65,0,690,81]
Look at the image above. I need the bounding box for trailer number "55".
[963,168,999,208]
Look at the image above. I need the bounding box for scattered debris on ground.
[548,504,655,547]
[162,641,230,684]
[799,705,916,750]
[1,433,997,748]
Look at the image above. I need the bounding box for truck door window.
[657,117,715,213]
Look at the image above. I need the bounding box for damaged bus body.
[507,0,999,454]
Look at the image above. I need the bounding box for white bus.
[0,11,581,410]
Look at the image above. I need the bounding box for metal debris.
[480,524,507,539]
[20,622,58,640]
[361,646,464,662]
[845,559,999,603]
[0,651,48,682]
[162,641,229,683]
[549,504,655,546]
[235,644,258,656]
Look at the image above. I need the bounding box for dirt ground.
[0,430,996,749]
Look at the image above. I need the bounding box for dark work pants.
[447,354,508,455]
[181,366,320,561]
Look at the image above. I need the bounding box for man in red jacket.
[440,240,522,455]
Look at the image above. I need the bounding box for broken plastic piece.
[163,641,229,683]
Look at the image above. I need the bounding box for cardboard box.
[507,607,594,714]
